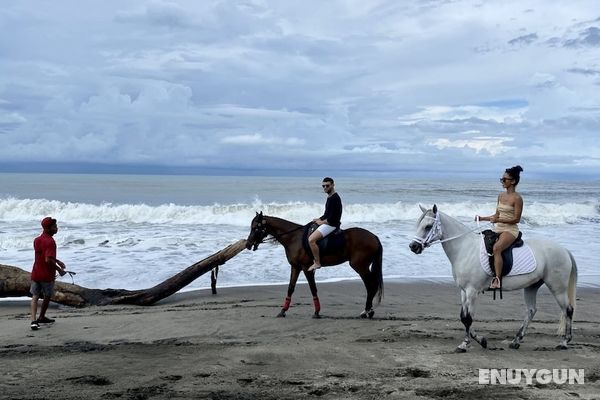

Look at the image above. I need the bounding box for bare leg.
[38,296,51,320]
[491,232,515,288]
[31,295,39,321]
[307,230,323,271]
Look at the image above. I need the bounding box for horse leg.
[358,271,376,319]
[457,288,486,352]
[553,291,574,350]
[278,266,301,318]
[546,254,577,349]
[510,282,542,349]
[304,269,321,319]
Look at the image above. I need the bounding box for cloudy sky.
[1,1,599,177]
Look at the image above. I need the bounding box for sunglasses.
[500,178,513,183]
[322,184,331,188]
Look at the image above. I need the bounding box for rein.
[257,222,309,246]
[413,214,482,247]
[59,270,77,284]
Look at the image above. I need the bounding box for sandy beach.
[1,280,599,399]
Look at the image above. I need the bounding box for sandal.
[489,276,501,289]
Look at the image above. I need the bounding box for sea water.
[0,173,598,291]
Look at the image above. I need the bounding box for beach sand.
[1,280,599,399]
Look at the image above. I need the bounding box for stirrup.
[489,277,503,300]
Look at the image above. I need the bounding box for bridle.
[413,212,481,248]
[412,213,443,248]
[250,219,269,250]
[249,216,307,250]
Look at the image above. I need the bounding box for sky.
[0,1,599,178]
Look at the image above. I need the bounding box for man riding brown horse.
[246,211,383,319]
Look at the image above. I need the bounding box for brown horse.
[245,212,384,318]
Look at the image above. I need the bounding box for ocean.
[1,173,599,292]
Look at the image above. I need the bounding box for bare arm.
[475,195,501,222]
[46,255,66,275]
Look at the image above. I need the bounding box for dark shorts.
[31,281,55,298]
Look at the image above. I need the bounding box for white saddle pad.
[479,236,537,276]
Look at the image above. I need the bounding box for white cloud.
[0,0,598,176]
[0,111,26,125]
[221,133,305,146]
[428,137,514,156]
[398,105,526,125]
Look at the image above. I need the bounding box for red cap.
[41,217,57,229]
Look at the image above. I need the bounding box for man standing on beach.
[30,217,66,331]
[308,177,342,272]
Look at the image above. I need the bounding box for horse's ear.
[259,211,263,217]
[419,204,427,212]
[433,204,438,214]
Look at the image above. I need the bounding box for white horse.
[409,205,577,352]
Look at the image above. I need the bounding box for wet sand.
[1,280,599,399]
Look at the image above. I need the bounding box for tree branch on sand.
[0,239,247,307]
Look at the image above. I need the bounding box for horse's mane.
[416,210,431,225]
[440,211,469,228]
[265,215,303,228]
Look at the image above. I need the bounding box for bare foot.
[308,263,321,272]
[489,276,501,289]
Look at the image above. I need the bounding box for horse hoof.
[277,310,286,318]
[454,347,467,353]
[360,310,374,319]
[480,338,487,349]
[509,342,520,350]
[556,344,568,350]
[312,312,321,319]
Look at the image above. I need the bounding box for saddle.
[302,223,345,258]
[482,229,524,277]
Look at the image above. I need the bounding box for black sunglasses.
[322,184,331,188]
[500,177,513,183]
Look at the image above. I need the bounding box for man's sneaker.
[30,321,40,330]
[37,316,55,323]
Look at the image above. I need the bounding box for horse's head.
[246,211,269,251]
[409,204,441,254]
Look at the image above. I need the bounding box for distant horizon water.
[1,164,599,181]
[1,173,598,294]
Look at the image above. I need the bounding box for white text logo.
[478,369,584,385]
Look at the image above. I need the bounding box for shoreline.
[2,280,599,399]
[3,273,600,305]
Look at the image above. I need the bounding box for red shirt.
[31,232,57,282]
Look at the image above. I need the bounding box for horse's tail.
[558,250,578,335]
[371,236,384,304]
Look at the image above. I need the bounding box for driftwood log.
[0,239,247,307]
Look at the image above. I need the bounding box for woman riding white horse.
[475,165,524,290]
[409,204,577,351]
